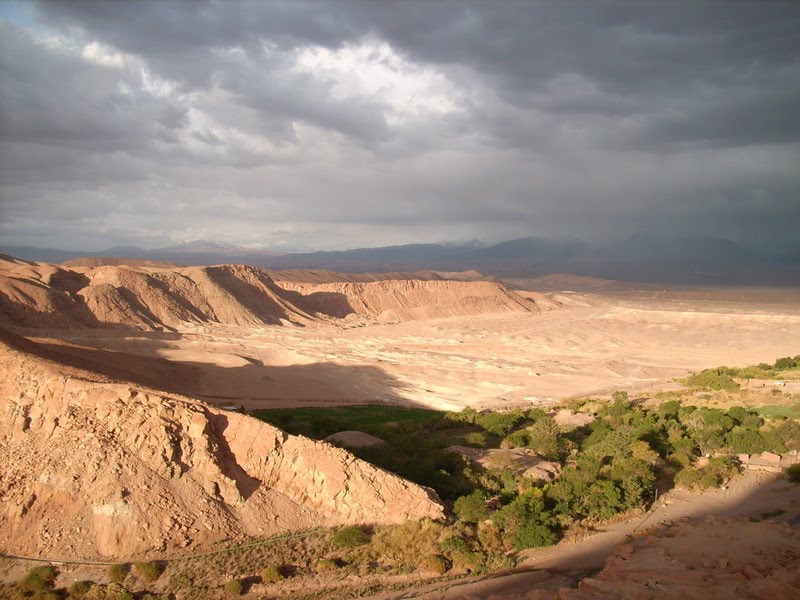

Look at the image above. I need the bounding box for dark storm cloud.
[0,0,799,251]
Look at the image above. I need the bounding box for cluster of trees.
[347,391,800,552]
[685,355,800,389]
[263,380,800,560]
[446,391,800,550]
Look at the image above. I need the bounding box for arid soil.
[2,257,798,413]
[0,327,443,560]
[26,289,798,412]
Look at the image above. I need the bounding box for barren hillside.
[0,328,444,559]
[0,256,543,331]
[279,279,545,321]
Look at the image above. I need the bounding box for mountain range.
[2,234,798,285]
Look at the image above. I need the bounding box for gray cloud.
[0,0,798,252]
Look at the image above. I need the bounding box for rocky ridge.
[0,255,547,330]
[0,329,444,559]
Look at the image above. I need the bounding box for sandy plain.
[34,285,800,412]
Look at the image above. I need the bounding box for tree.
[583,480,624,520]
[726,426,767,454]
[776,420,800,450]
[476,410,525,436]
[608,457,655,509]
[630,440,659,464]
[525,416,563,459]
[453,490,489,523]
[513,521,558,549]
[492,490,557,548]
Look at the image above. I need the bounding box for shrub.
[440,536,482,569]
[787,463,800,483]
[463,431,489,448]
[133,561,163,582]
[315,559,339,573]
[583,480,624,520]
[453,490,489,523]
[68,580,93,596]
[684,369,740,391]
[116,592,135,600]
[501,429,530,449]
[260,565,284,583]
[333,525,367,547]
[107,563,129,583]
[513,521,558,549]
[493,491,557,547]
[475,410,525,436]
[419,554,450,575]
[371,520,445,566]
[674,466,702,489]
[223,578,244,596]
[476,520,504,553]
[775,420,800,450]
[19,566,57,592]
[657,400,680,419]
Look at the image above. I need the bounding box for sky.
[0,1,799,253]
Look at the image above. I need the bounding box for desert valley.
[1,254,799,599]
[2,1,800,598]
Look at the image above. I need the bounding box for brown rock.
[0,330,445,559]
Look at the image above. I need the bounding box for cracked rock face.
[0,330,444,559]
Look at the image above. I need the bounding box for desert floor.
[35,286,800,412]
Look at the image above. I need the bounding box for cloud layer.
[1,0,799,252]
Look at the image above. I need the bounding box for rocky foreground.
[0,328,444,559]
[486,517,800,600]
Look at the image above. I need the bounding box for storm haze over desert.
[2,3,800,600]
[1,0,800,254]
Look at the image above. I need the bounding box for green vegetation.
[685,356,800,390]
[223,578,244,596]
[68,581,93,596]
[684,368,740,390]
[755,403,800,420]
[260,565,284,583]
[252,404,441,437]
[19,566,57,593]
[787,464,800,483]
[674,457,739,491]
[254,393,799,569]
[420,554,450,575]
[333,525,368,547]
[315,558,339,573]
[107,563,129,583]
[133,561,163,583]
[453,489,489,523]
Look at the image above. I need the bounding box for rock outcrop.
[0,329,444,559]
[0,255,549,330]
[279,279,542,322]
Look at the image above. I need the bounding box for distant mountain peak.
[175,239,239,249]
